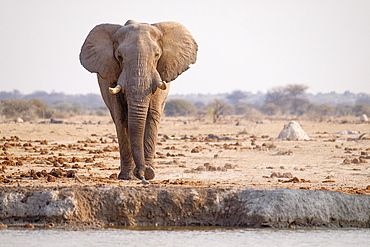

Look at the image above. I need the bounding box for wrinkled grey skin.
[80,20,197,181]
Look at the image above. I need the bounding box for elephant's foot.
[134,166,155,181]
[118,169,135,180]
[144,166,155,180]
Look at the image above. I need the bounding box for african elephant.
[79,20,197,182]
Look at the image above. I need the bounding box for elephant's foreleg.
[142,107,160,180]
[144,107,161,165]
[116,122,135,180]
[143,89,169,180]
[97,76,135,180]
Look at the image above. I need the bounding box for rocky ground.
[0,116,369,228]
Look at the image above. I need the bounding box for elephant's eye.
[155,52,160,57]
[117,55,123,61]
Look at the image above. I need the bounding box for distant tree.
[264,86,289,107]
[0,90,22,100]
[285,84,308,97]
[164,99,197,116]
[260,103,280,116]
[356,95,370,105]
[352,104,370,116]
[25,91,50,100]
[290,98,310,116]
[207,99,231,123]
[194,101,206,111]
[193,101,207,117]
[311,104,335,116]
[234,103,254,115]
[334,105,354,116]
[264,84,309,115]
[226,90,249,105]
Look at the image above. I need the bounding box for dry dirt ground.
[1,116,369,195]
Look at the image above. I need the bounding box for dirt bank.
[0,185,369,228]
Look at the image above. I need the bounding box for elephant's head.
[79,20,197,179]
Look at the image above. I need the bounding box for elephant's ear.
[153,22,198,82]
[80,24,122,81]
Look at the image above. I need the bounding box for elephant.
[79,20,197,183]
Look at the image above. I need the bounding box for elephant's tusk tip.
[109,84,122,94]
[158,81,167,90]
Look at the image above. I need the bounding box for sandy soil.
[1,116,369,195]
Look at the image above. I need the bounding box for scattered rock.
[279,177,310,183]
[282,172,293,178]
[270,172,279,178]
[66,170,76,178]
[207,134,231,141]
[191,146,203,153]
[195,166,206,172]
[44,223,55,228]
[190,162,236,173]
[336,130,361,135]
[50,119,63,124]
[24,223,35,229]
[352,158,360,164]
[270,172,293,178]
[224,163,236,169]
[343,158,352,164]
[343,158,367,164]
[322,180,336,183]
[262,142,276,149]
[50,169,63,178]
[276,150,293,155]
[47,175,57,182]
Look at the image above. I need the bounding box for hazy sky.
[1,0,369,95]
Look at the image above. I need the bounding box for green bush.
[164,99,197,116]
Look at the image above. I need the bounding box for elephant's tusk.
[109,84,122,94]
[157,81,167,90]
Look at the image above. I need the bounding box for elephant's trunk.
[127,99,150,179]
[122,60,162,180]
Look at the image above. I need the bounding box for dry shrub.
[0,99,65,120]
